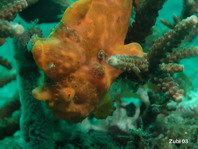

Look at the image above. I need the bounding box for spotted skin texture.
[32,0,143,122]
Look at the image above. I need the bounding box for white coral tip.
[189,15,198,25]
[108,56,119,67]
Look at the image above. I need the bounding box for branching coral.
[0,17,19,142]
[19,0,69,23]
[0,94,20,140]
[0,0,27,20]
[159,63,184,73]
[0,56,12,70]
[0,0,37,92]
[14,27,54,149]
[0,53,16,90]
[0,0,27,39]
[182,0,198,19]
[161,0,198,28]
[0,0,25,96]
[160,15,180,29]
[0,73,16,88]
[0,20,24,38]
[161,47,198,63]
[0,3,20,136]
[153,77,184,102]
[125,0,167,44]
[105,2,198,147]
[160,0,198,43]
[109,16,198,102]
[0,55,16,89]
[26,0,39,6]
[0,94,20,119]
[153,112,198,149]
[148,16,197,70]
[0,110,20,140]
[0,0,40,41]
[108,55,148,80]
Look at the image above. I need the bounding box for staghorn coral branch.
[0,0,27,20]
[125,0,167,44]
[160,0,198,41]
[0,20,24,38]
[182,0,196,19]
[161,19,198,43]
[0,93,20,139]
[159,63,184,73]
[14,28,54,149]
[0,110,20,140]
[108,55,148,73]
[173,15,181,24]
[160,19,175,29]
[160,16,180,29]
[192,0,198,14]
[148,15,198,72]
[26,0,39,6]
[16,26,42,47]
[161,47,198,63]
[19,0,69,23]
[0,0,40,42]
[0,56,12,69]
[0,73,16,88]
[0,93,20,119]
[153,76,184,102]
[108,55,148,81]
[183,24,198,43]
[0,38,6,46]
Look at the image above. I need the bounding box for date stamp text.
[169,139,189,144]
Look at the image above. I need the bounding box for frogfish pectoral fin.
[32,85,52,100]
[93,94,115,119]
[115,42,144,57]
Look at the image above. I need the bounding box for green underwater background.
[0,0,198,148]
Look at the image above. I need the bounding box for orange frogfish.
[32,0,143,122]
